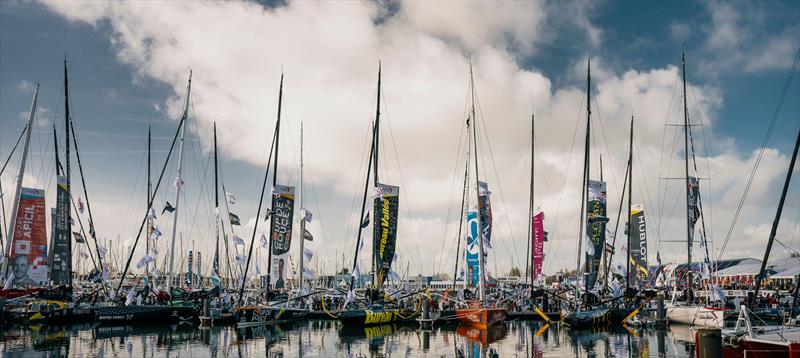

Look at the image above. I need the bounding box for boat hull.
[234,306,307,328]
[722,336,800,357]
[564,307,635,328]
[667,305,724,327]
[95,305,198,325]
[337,307,418,326]
[455,308,507,329]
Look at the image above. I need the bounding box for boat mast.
[528,111,535,292]
[451,134,470,291]
[626,115,633,292]
[166,71,192,295]
[1,83,38,281]
[681,53,693,298]
[266,72,284,298]
[213,123,220,285]
[574,60,591,310]
[373,63,381,289]
[751,127,800,308]
[64,60,73,288]
[299,121,305,292]
[147,125,152,276]
[469,61,488,304]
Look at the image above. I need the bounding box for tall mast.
[451,136,470,291]
[147,125,152,275]
[469,61,487,304]
[626,115,633,292]
[213,123,220,284]
[167,71,192,295]
[681,53,693,296]
[266,72,283,298]
[1,83,39,281]
[527,111,535,290]
[575,60,591,310]
[299,121,305,292]
[752,128,800,308]
[64,59,73,288]
[373,63,381,288]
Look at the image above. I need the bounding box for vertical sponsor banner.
[584,180,608,290]
[532,210,545,286]
[270,185,295,290]
[9,188,48,287]
[187,250,193,287]
[687,177,700,244]
[372,183,399,290]
[466,211,480,287]
[477,181,493,249]
[628,204,648,287]
[51,176,71,285]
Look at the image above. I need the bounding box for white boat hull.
[666,305,724,328]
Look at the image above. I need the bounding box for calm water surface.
[1,320,700,357]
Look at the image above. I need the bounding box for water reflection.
[1,320,701,357]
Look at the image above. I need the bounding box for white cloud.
[17,80,35,92]
[36,0,798,277]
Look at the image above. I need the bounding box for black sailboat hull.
[234,306,307,328]
[563,307,635,328]
[337,307,418,326]
[95,305,198,325]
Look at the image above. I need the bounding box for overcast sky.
[1,1,798,279]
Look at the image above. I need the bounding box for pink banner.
[532,210,544,286]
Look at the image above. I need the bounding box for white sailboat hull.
[666,304,724,327]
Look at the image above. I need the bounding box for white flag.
[260,234,268,248]
[233,234,245,246]
[235,254,246,265]
[172,176,184,190]
[125,288,136,306]
[346,289,355,304]
[388,270,401,281]
[302,209,312,223]
[97,245,108,259]
[303,266,316,279]
[352,262,361,278]
[136,255,154,269]
[226,192,236,205]
[584,236,595,256]
[303,247,313,261]
[147,208,157,220]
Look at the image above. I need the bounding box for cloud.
[17,80,35,92]
[37,0,797,277]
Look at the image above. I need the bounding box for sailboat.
[453,62,507,330]
[562,60,637,328]
[336,64,418,327]
[234,72,307,328]
[664,53,725,328]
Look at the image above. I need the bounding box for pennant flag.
[235,254,246,265]
[303,247,313,261]
[303,266,316,279]
[361,213,370,228]
[162,201,176,214]
[232,234,245,246]
[229,212,241,226]
[97,245,108,259]
[260,234,268,248]
[612,262,627,278]
[304,228,313,241]
[78,197,85,214]
[226,192,236,205]
[302,209,312,223]
[147,208,157,220]
[73,231,86,243]
[136,255,154,269]
[125,288,136,306]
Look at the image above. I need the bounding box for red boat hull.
[455,307,507,329]
[722,338,800,357]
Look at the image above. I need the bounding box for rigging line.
[381,90,424,274]
[689,80,717,247]
[343,119,375,263]
[437,118,468,275]
[718,49,800,260]
[592,94,622,196]
[0,124,27,177]
[657,126,684,244]
[544,93,585,274]
[657,76,681,246]
[472,87,520,270]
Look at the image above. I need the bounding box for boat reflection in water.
[2,319,704,357]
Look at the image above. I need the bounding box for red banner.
[9,188,48,287]
[532,210,544,286]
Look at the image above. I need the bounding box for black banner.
[584,180,608,290]
[373,183,399,290]
[628,204,648,287]
[50,175,72,285]
[270,185,295,289]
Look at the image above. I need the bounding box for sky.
[0,0,798,281]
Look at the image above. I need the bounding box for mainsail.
[372,183,398,290]
[50,175,72,285]
[8,188,48,287]
[584,180,608,290]
[270,185,295,290]
[628,204,648,287]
